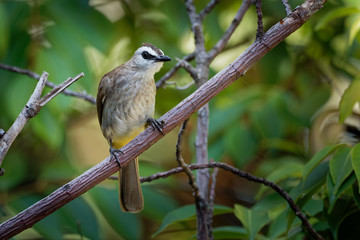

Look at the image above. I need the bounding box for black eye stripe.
[142,51,155,60]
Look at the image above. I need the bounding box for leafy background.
[1,0,360,239]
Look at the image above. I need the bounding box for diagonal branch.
[0,0,327,237]
[0,63,95,105]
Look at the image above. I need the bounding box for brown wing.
[96,76,108,126]
[96,64,126,127]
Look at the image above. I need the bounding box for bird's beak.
[155,55,172,62]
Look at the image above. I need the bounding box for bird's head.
[130,43,171,73]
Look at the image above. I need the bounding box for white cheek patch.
[136,46,158,57]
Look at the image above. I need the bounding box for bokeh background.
[1,0,360,239]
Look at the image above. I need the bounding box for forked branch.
[0,72,84,169]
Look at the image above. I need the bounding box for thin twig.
[185,0,207,69]
[207,164,218,240]
[176,119,199,197]
[199,0,221,21]
[156,53,196,89]
[282,0,292,16]
[255,0,264,40]
[141,162,324,240]
[167,81,195,90]
[38,73,84,107]
[0,63,95,105]
[208,0,253,61]
[175,57,199,81]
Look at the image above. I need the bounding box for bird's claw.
[147,118,165,135]
[110,147,124,167]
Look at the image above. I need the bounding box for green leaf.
[316,7,360,30]
[303,144,346,180]
[349,15,360,45]
[327,173,356,213]
[234,204,270,240]
[303,198,323,216]
[89,186,142,239]
[352,184,360,210]
[329,146,353,195]
[153,204,232,237]
[268,209,291,239]
[254,194,288,222]
[288,163,329,228]
[256,160,303,198]
[152,204,195,237]
[351,143,360,193]
[291,162,329,201]
[339,77,360,123]
[212,226,247,239]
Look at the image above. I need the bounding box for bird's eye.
[141,51,153,60]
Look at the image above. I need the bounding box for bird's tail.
[118,157,144,213]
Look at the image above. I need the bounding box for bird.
[96,43,171,212]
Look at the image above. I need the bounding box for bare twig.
[208,0,253,61]
[0,63,95,105]
[141,162,324,240]
[282,0,293,16]
[255,0,264,40]
[38,73,84,107]
[176,119,199,196]
[167,80,195,90]
[0,0,327,237]
[0,72,84,169]
[185,0,207,60]
[156,53,196,89]
[199,0,221,21]
[175,57,199,81]
[207,165,218,240]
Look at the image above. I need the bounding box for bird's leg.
[109,146,124,167]
[146,118,164,135]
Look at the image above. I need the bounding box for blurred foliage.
[1,0,360,239]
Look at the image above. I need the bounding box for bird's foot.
[110,146,124,167]
[147,118,165,135]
